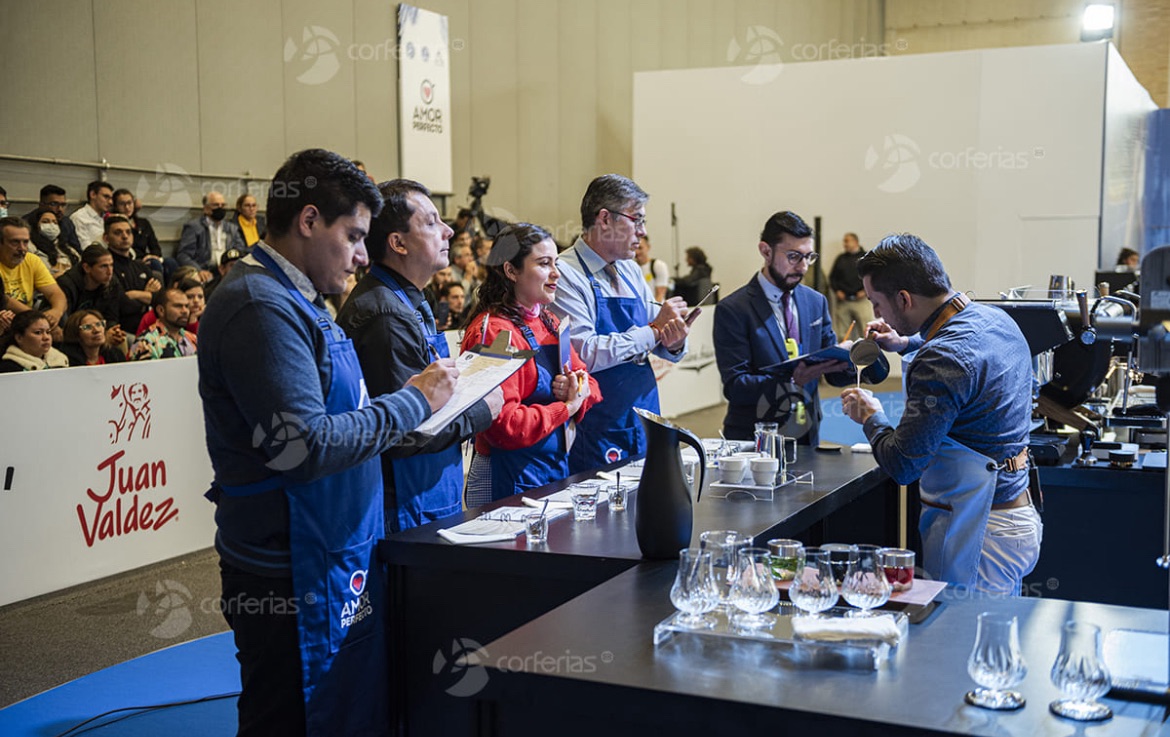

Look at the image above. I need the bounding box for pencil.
[428,343,442,362]
[843,321,857,341]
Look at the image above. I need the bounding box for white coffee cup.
[717,456,748,484]
[750,456,780,486]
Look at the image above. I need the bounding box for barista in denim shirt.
[841,234,1041,595]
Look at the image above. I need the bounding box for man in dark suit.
[177,190,245,280]
[715,211,881,446]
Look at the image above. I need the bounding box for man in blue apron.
[551,174,690,474]
[198,150,459,737]
[337,179,503,533]
[714,211,880,447]
[840,234,1041,595]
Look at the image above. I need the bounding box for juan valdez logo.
[76,383,179,547]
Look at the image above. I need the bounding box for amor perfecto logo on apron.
[76,381,179,546]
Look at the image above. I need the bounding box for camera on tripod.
[469,176,491,200]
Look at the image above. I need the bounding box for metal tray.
[707,470,814,501]
[653,605,908,670]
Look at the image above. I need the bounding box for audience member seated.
[437,281,465,331]
[131,286,196,359]
[672,246,714,306]
[461,223,600,505]
[234,193,266,247]
[449,232,476,290]
[0,185,6,217]
[26,207,81,278]
[177,191,245,280]
[58,309,126,366]
[0,216,66,331]
[424,265,453,314]
[23,185,82,253]
[472,234,493,267]
[137,275,204,335]
[111,188,163,267]
[1117,247,1140,272]
[0,309,68,372]
[202,248,243,302]
[70,180,114,248]
[56,244,135,347]
[103,215,160,332]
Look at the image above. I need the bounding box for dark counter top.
[480,563,1170,737]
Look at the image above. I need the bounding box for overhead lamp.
[1080,3,1116,42]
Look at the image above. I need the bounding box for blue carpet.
[0,632,239,737]
[818,391,904,446]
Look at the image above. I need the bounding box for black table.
[379,449,897,736]
[478,563,1170,737]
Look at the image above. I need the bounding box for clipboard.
[558,316,572,369]
[761,344,853,374]
[466,325,537,360]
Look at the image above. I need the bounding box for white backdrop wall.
[633,42,1147,302]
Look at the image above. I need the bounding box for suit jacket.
[714,276,847,446]
[176,216,245,270]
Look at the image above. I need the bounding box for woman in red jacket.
[462,223,601,505]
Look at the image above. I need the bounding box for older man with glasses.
[714,210,879,447]
[551,174,690,474]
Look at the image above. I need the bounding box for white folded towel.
[437,530,518,545]
[791,613,901,645]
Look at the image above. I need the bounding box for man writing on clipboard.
[714,211,882,447]
[552,174,691,473]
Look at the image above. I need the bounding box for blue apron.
[369,267,464,532]
[488,323,568,500]
[221,248,389,737]
[568,254,659,474]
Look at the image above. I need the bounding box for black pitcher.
[633,408,706,559]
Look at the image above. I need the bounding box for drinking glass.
[728,548,780,629]
[788,548,838,616]
[607,483,627,512]
[699,530,749,609]
[877,548,915,592]
[1049,621,1112,721]
[754,421,780,457]
[766,539,804,582]
[524,513,548,543]
[841,547,891,616]
[570,488,598,521]
[965,612,1027,710]
[669,548,719,629]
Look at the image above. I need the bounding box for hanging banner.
[0,358,216,606]
[398,3,453,194]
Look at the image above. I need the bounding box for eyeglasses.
[79,323,106,332]
[606,210,646,229]
[779,250,819,264]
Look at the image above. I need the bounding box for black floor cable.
[52,691,241,737]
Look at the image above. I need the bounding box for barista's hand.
[840,388,882,425]
[405,358,459,413]
[791,360,848,387]
[864,319,909,353]
[651,297,689,351]
[552,365,576,403]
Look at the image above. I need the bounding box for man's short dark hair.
[104,214,131,234]
[265,149,383,239]
[366,179,430,263]
[760,211,813,247]
[0,216,28,236]
[0,185,7,198]
[82,244,111,266]
[86,180,113,199]
[439,282,464,299]
[153,285,185,313]
[580,175,648,230]
[40,184,66,200]
[856,233,951,298]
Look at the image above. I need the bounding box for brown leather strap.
[924,293,971,342]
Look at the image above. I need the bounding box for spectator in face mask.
[176,190,245,281]
[27,207,82,278]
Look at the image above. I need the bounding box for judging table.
[379,448,898,736]
[477,563,1170,737]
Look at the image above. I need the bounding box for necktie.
[603,263,622,294]
[781,291,800,344]
[417,298,437,335]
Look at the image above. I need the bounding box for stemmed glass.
[841,546,891,616]
[728,548,780,629]
[699,530,749,610]
[1049,621,1112,721]
[965,612,1027,710]
[669,548,719,630]
[788,548,839,617]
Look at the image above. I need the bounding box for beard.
[766,262,804,292]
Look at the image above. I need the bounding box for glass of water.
[570,488,599,521]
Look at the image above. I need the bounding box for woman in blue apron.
[214,247,389,737]
[460,223,601,505]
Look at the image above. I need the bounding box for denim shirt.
[862,299,1033,503]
